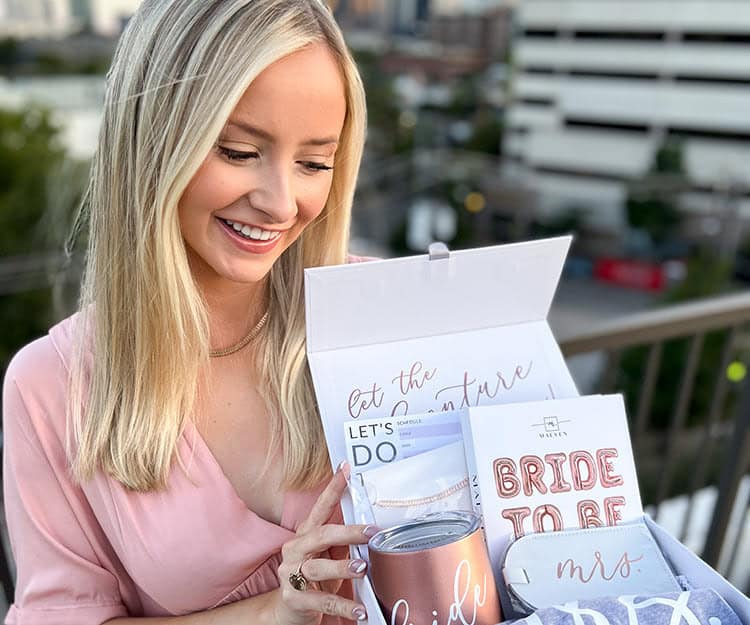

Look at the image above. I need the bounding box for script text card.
[311,320,578,467]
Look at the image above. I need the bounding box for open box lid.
[306,236,572,353]
[305,236,579,471]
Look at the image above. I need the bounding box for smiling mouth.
[219,218,283,242]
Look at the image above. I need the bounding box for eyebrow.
[226,120,339,147]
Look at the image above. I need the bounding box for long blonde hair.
[70,0,367,491]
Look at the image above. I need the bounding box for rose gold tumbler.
[368,512,501,625]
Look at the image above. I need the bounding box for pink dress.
[2,312,349,624]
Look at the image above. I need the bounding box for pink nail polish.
[349,559,367,574]
[337,460,351,480]
[352,606,367,621]
[363,525,378,538]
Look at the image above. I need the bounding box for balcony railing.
[559,290,750,591]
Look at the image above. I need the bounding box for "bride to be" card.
[461,394,643,583]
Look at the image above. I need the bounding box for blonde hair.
[70,0,366,491]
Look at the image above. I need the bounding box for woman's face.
[178,42,347,289]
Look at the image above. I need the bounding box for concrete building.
[0,0,140,38]
[432,0,513,16]
[503,1,750,233]
[0,0,75,38]
[88,0,140,37]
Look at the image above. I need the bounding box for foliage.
[0,38,20,72]
[615,250,738,502]
[464,112,503,156]
[352,50,406,155]
[35,53,111,76]
[448,76,479,116]
[532,207,588,238]
[625,140,685,245]
[0,107,83,369]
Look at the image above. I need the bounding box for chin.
[221,264,275,285]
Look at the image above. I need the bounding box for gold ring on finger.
[289,560,310,591]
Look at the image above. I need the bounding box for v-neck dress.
[2,312,346,624]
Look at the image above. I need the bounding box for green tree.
[353,50,408,155]
[615,249,738,503]
[0,107,83,369]
[464,112,503,156]
[625,139,685,246]
[0,38,20,74]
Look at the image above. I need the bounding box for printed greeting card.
[343,411,463,472]
[343,412,470,527]
[461,394,643,579]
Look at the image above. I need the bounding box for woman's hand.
[273,462,376,625]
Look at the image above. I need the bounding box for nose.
[246,164,297,224]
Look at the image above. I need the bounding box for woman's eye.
[218,146,258,162]
[301,161,334,173]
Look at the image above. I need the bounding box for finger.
[291,523,377,559]
[302,557,368,582]
[297,461,351,534]
[284,587,368,622]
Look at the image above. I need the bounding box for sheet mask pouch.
[357,440,471,528]
[503,521,682,613]
[506,589,742,625]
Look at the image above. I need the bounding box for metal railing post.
[702,373,750,568]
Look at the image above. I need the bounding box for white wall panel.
[684,140,750,187]
[507,104,560,129]
[504,131,528,156]
[519,1,750,33]
[531,171,627,209]
[525,129,653,177]
[556,79,750,131]
[514,73,561,99]
[681,193,750,219]
[517,41,750,79]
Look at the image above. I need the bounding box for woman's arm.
[106,468,372,625]
[105,590,278,624]
[3,340,131,624]
[4,340,369,625]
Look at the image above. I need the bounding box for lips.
[216,217,284,254]
[218,217,282,242]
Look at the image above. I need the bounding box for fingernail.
[337,460,351,480]
[352,606,367,621]
[349,559,367,574]
[363,525,378,538]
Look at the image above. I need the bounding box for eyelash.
[217,146,333,172]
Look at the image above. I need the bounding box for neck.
[202,277,269,353]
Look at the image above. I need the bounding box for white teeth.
[222,218,280,242]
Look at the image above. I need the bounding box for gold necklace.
[372,478,469,508]
[209,311,269,358]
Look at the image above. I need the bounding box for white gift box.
[304,238,750,624]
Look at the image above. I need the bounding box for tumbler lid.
[368,511,480,553]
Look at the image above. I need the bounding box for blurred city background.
[1,0,750,613]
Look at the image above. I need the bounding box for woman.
[2,0,374,623]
